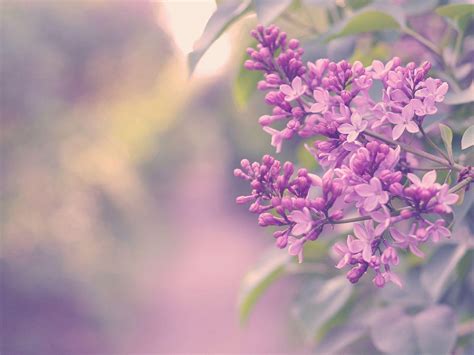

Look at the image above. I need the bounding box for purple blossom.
[354,177,389,211]
[348,221,377,262]
[337,113,368,142]
[234,25,470,288]
[387,102,419,140]
[280,77,307,101]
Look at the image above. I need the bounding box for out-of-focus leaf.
[436,3,474,31]
[392,0,439,15]
[233,43,260,109]
[420,243,467,302]
[413,305,457,355]
[371,305,457,355]
[303,36,355,62]
[328,6,404,40]
[371,306,417,355]
[444,83,474,105]
[188,0,252,74]
[439,123,454,162]
[379,267,430,306]
[315,323,367,354]
[461,125,474,150]
[252,0,293,25]
[238,248,291,324]
[292,275,353,340]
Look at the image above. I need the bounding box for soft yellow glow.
[159,0,231,78]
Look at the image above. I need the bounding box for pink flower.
[426,219,451,242]
[381,246,399,265]
[288,236,304,263]
[415,78,449,102]
[435,184,459,213]
[407,170,437,188]
[288,207,313,235]
[387,102,419,140]
[382,270,403,288]
[390,227,425,258]
[411,97,437,116]
[309,88,331,113]
[337,113,368,142]
[371,206,391,235]
[354,177,389,212]
[263,126,284,153]
[280,76,307,101]
[348,221,377,262]
[370,59,396,80]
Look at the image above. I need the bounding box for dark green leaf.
[238,248,291,323]
[420,244,467,302]
[188,0,252,74]
[328,6,404,40]
[439,123,454,162]
[253,0,293,25]
[437,3,474,31]
[461,125,474,150]
[292,276,353,340]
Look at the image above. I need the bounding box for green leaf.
[329,7,404,40]
[437,3,474,31]
[461,125,474,150]
[413,305,457,355]
[253,0,293,25]
[233,44,261,109]
[371,305,457,355]
[420,244,467,302]
[439,123,454,162]
[444,83,474,105]
[188,0,252,74]
[238,248,291,324]
[292,276,353,340]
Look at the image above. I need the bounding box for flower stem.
[402,27,443,58]
[363,129,465,171]
[419,125,451,163]
[328,177,472,225]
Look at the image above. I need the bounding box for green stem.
[402,27,443,58]
[328,177,472,225]
[363,129,465,171]
[419,125,451,163]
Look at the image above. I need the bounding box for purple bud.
[236,195,255,204]
[400,209,413,219]
[373,273,385,288]
[330,209,344,220]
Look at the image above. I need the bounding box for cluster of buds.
[235,25,471,287]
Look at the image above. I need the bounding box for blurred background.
[1,1,472,354]
[0,1,303,353]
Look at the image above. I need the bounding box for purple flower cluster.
[235,25,469,288]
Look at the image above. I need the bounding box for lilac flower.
[288,208,313,235]
[415,77,449,102]
[390,227,425,258]
[371,206,391,236]
[263,126,284,153]
[288,236,304,263]
[407,170,437,188]
[348,221,377,262]
[337,113,368,142]
[426,219,451,242]
[235,25,465,288]
[387,102,419,140]
[434,184,459,213]
[280,77,307,102]
[354,177,389,211]
[309,88,331,113]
